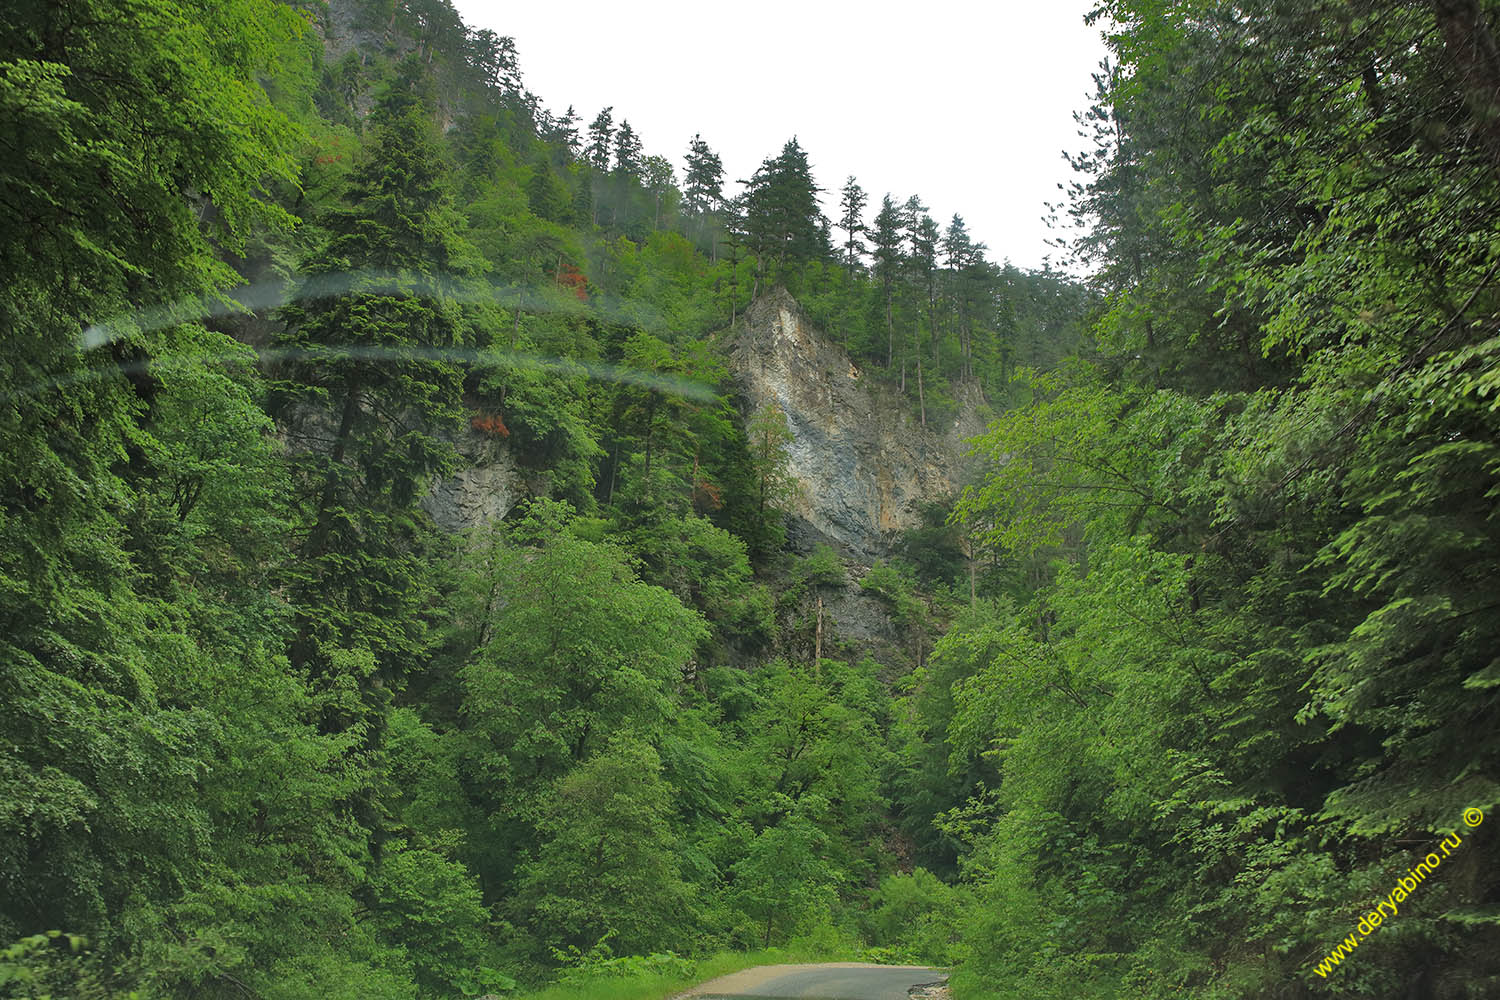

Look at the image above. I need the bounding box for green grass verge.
[507,942,859,1000]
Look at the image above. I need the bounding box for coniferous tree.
[870,195,905,367]
[910,212,940,361]
[585,106,614,171]
[942,214,982,379]
[407,0,464,65]
[466,28,521,94]
[613,119,643,177]
[683,134,726,255]
[275,60,478,685]
[903,203,939,425]
[837,176,868,271]
[741,138,829,290]
[683,134,726,217]
[549,104,582,158]
[0,0,1109,990]
[721,193,750,324]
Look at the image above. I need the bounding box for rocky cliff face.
[728,288,986,559]
[421,427,538,534]
[421,289,987,560]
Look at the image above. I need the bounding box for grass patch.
[508,941,857,1000]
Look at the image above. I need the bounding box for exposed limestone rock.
[278,401,529,536]
[421,428,535,534]
[729,288,987,559]
[321,0,398,66]
[822,583,898,644]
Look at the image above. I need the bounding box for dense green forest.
[2,0,1498,998]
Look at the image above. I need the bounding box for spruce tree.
[552,104,582,157]
[585,106,614,170]
[942,214,981,378]
[614,119,643,177]
[870,195,905,367]
[838,176,869,271]
[904,205,939,426]
[683,134,726,217]
[466,28,521,94]
[741,138,830,289]
[683,134,726,254]
[274,58,478,687]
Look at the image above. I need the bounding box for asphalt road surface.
[682,962,948,1000]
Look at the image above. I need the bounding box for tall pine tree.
[837,176,868,271]
[741,138,829,291]
[275,59,479,688]
[870,195,905,368]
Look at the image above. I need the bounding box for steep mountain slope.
[728,289,987,558]
[422,288,989,557]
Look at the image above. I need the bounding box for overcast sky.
[451,2,1109,272]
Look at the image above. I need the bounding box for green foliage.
[737,661,884,828]
[794,544,848,590]
[730,817,841,949]
[859,561,928,633]
[741,139,831,289]
[0,932,130,1000]
[622,513,772,653]
[474,345,602,506]
[274,60,481,680]
[926,4,1500,996]
[0,0,1099,993]
[744,401,798,517]
[551,945,693,988]
[368,840,494,997]
[515,741,696,958]
[459,501,706,809]
[895,501,969,589]
[863,869,967,967]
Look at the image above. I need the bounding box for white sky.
[452,2,1109,272]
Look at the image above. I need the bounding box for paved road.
[683,962,948,1000]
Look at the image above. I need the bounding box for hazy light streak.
[10,272,721,405]
[79,270,682,351]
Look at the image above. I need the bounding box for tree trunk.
[642,394,657,488]
[512,289,523,348]
[292,385,362,671]
[814,593,823,665]
[965,532,977,607]
[1432,0,1500,174]
[728,244,739,326]
[931,295,940,365]
[885,286,894,367]
[607,440,620,504]
[306,385,361,560]
[916,353,926,429]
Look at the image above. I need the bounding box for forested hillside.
[2,0,1498,999]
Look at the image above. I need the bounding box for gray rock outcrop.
[421,427,533,534]
[728,288,986,559]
